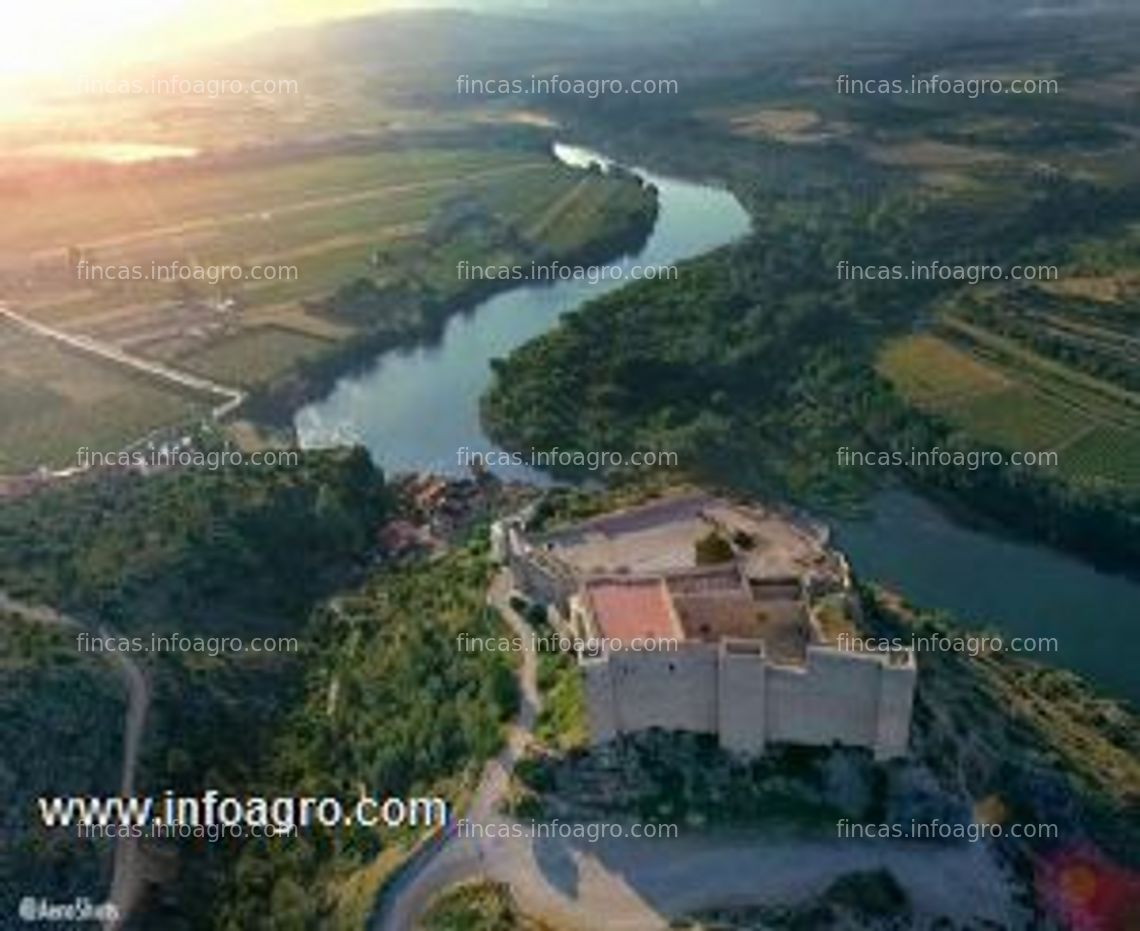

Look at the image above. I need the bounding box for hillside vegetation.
[482,18,1140,571]
[213,544,517,931]
[0,617,123,916]
[0,451,388,921]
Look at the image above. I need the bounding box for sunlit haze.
[0,0,413,80]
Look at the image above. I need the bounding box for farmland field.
[876,208,1140,489]
[5,149,640,322]
[879,318,1140,487]
[179,326,333,388]
[0,136,657,472]
[877,334,1010,408]
[0,149,530,257]
[0,321,211,472]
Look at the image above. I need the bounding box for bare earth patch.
[726,108,851,145]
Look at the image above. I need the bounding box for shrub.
[695,530,734,565]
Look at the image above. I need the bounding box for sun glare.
[0,1,196,79]
[0,1,400,82]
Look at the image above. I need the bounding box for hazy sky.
[2,0,489,78]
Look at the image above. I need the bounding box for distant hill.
[219,9,612,77]
[194,1,1138,85]
[450,0,1135,27]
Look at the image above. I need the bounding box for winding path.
[372,573,1024,930]
[374,569,540,931]
[0,593,150,930]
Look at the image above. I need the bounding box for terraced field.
[879,290,1140,487]
[877,335,1011,408]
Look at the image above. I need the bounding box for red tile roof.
[585,579,678,644]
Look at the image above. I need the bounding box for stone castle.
[492,492,916,760]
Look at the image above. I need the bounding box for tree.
[695,530,733,565]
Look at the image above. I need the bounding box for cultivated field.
[879,302,1140,487]
[0,320,210,473]
[0,139,655,468]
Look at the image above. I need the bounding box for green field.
[877,334,1011,408]
[0,139,656,472]
[15,155,566,322]
[0,149,532,258]
[12,146,653,320]
[0,322,211,472]
[179,325,334,388]
[879,324,1140,487]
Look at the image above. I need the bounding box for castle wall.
[766,648,882,750]
[502,513,914,759]
[581,654,619,744]
[873,657,917,760]
[589,643,718,737]
[585,644,915,759]
[717,642,768,755]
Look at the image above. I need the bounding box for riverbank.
[293,143,750,479]
[287,138,1140,708]
[836,488,1140,707]
[243,176,658,430]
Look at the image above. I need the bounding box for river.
[836,489,1138,705]
[295,143,752,481]
[297,143,1137,705]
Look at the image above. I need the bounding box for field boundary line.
[0,303,245,419]
[26,163,550,260]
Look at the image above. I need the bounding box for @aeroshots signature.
[18,897,119,923]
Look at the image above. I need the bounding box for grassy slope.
[864,586,1140,905]
[0,448,519,928]
[422,880,558,931]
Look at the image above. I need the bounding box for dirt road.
[0,592,150,929]
[371,574,1024,930]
